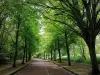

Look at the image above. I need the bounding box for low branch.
[96,8,100,16]
[42,13,82,37]
[96,0,100,6]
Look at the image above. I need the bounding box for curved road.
[14,59,73,75]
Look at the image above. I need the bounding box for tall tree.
[13,15,21,67]
[57,37,62,62]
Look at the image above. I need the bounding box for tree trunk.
[66,44,71,66]
[44,51,45,59]
[58,37,61,62]
[25,40,28,62]
[26,47,28,62]
[46,53,47,59]
[81,44,86,59]
[22,37,27,64]
[51,49,53,60]
[80,39,86,59]
[22,41,26,64]
[73,45,75,58]
[28,52,31,61]
[65,31,71,66]
[85,34,99,74]
[22,48,25,64]
[47,53,49,59]
[12,17,20,67]
[54,42,56,61]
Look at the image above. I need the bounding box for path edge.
[51,61,79,75]
[7,61,31,75]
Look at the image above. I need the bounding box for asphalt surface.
[14,59,73,75]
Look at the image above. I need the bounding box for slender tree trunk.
[85,34,99,74]
[25,40,28,62]
[82,47,86,59]
[12,17,20,67]
[44,51,45,59]
[27,44,30,61]
[26,47,28,62]
[45,53,47,59]
[46,54,47,59]
[46,53,48,59]
[65,31,71,66]
[22,38,26,64]
[28,52,31,61]
[22,48,25,64]
[54,42,56,61]
[22,46,26,64]
[80,39,86,59]
[81,44,86,59]
[66,44,71,66]
[73,45,75,58]
[79,44,85,59]
[47,53,49,59]
[51,49,53,60]
[58,37,61,62]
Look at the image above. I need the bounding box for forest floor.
[0,60,31,75]
[53,61,92,75]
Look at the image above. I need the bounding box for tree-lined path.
[14,59,73,75]
[1,0,100,75]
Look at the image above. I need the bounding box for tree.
[57,37,62,62]
[13,15,21,67]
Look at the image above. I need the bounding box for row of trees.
[30,0,100,74]
[39,19,86,65]
[0,0,39,67]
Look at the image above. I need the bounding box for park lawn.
[53,61,91,75]
[0,61,31,75]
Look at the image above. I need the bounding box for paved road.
[14,59,73,75]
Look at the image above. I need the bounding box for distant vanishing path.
[14,58,73,75]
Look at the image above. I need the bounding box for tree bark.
[85,34,99,74]
[65,31,71,66]
[26,49,28,62]
[66,44,71,66]
[12,17,20,67]
[46,53,47,59]
[25,41,28,62]
[73,45,75,58]
[51,49,53,60]
[81,43,86,59]
[28,52,31,61]
[44,51,45,59]
[22,39,26,64]
[54,42,56,61]
[58,37,61,62]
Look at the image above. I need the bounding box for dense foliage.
[0,0,39,66]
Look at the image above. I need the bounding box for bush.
[0,53,7,64]
[84,59,91,64]
[71,57,85,63]
[97,57,100,64]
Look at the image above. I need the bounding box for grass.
[53,61,90,75]
[0,60,31,75]
[57,56,91,64]
[0,64,24,75]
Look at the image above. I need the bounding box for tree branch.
[96,0,100,6]
[96,8,100,16]
[42,13,82,37]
